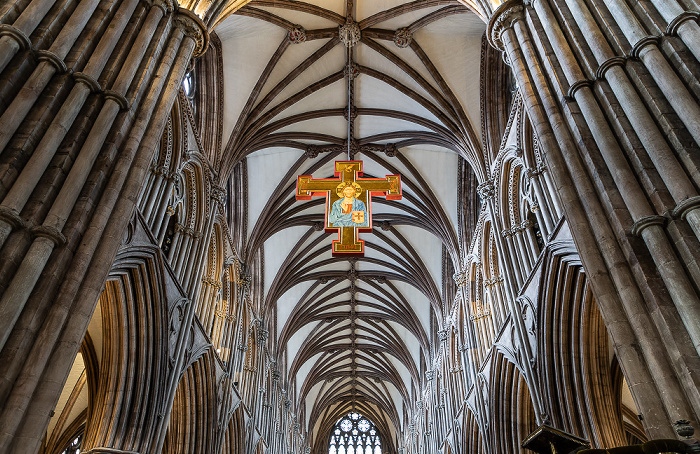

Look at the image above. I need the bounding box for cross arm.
[296,175,338,200]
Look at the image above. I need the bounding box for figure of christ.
[329,182,369,228]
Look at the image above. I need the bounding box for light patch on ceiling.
[399,145,459,228]
[257,38,335,105]
[251,5,341,29]
[354,74,443,131]
[388,279,432,334]
[273,274,315,337]
[87,299,103,365]
[47,353,85,439]
[217,15,288,142]
[355,1,433,24]
[246,147,304,238]
[385,319,422,371]
[292,347,323,399]
[392,224,445,291]
[414,14,485,140]
[263,45,348,117]
[305,380,326,429]
[272,115,350,140]
[353,42,436,104]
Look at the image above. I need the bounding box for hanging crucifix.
[296,161,401,255]
[296,0,401,255]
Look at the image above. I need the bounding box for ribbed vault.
[213,1,486,450]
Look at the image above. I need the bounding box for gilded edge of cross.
[296,161,402,256]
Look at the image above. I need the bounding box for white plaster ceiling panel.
[257,38,335,103]
[252,5,341,29]
[286,324,322,370]
[400,145,459,227]
[246,148,305,234]
[354,75,444,130]
[218,16,288,141]
[272,115,349,139]
[364,5,447,31]
[262,46,348,114]
[353,44,437,107]
[414,14,485,139]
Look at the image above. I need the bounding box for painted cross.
[296,161,401,255]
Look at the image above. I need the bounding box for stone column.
[488,0,686,437]
[0,4,209,452]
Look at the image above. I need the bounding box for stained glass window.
[328,413,381,454]
[60,434,82,454]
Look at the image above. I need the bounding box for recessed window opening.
[328,412,382,454]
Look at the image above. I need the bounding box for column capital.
[476,180,495,201]
[175,8,209,57]
[487,0,524,51]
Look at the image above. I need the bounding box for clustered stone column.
[0,0,208,452]
[487,0,700,438]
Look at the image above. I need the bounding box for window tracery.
[328,413,382,454]
[59,434,82,454]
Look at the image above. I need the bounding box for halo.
[336,181,362,198]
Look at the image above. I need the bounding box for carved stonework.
[257,328,269,346]
[377,220,392,231]
[339,19,361,47]
[305,144,320,159]
[675,420,695,438]
[174,10,208,57]
[477,180,495,201]
[394,28,412,48]
[453,271,467,287]
[211,184,226,206]
[487,2,524,51]
[288,25,306,44]
[343,62,360,81]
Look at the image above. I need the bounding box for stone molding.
[175,8,209,57]
[487,0,524,50]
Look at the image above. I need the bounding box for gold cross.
[296,161,401,255]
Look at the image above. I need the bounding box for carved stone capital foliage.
[438,329,450,343]
[211,184,226,206]
[343,62,360,80]
[477,180,495,201]
[175,8,209,57]
[487,0,524,50]
[257,328,269,346]
[453,271,467,287]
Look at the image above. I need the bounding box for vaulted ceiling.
[213,0,486,449]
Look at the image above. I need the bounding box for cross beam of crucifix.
[296,161,401,255]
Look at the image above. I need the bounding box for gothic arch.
[163,350,220,454]
[536,244,628,448]
[489,351,537,453]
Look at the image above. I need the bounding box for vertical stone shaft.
[0,0,101,155]
[0,0,164,353]
[0,3,207,453]
[530,0,700,359]
[0,0,58,73]
[491,2,680,437]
